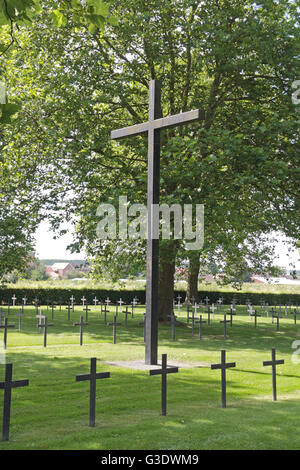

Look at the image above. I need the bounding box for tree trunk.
[186,253,200,303]
[158,241,177,322]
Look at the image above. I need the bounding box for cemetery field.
[1,305,300,450]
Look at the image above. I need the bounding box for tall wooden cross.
[111,80,199,365]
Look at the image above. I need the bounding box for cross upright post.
[111,80,200,364]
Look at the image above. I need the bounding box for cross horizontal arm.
[149,367,179,376]
[76,372,110,382]
[96,372,110,379]
[111,110,200,141]
[76,374,90,382]
[0,379,29,389]
[211,362,236,370]
[111,122,149,140]
[153,109,200,131]
[263,360,284,366]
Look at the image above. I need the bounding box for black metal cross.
[111,80,200,365]
[262,348,284,401]
[272,312,281,331]
[38,317,54,348]
[186,303,192,323]
[251,309,261,328]
[73,315,88,346]
[169,313,176,341]
[122,306,130,328]
[66,303,72,321]
[139,313,146,342]
[0,318,15,350]
[102,304,109,325]
[149,354,178,416]
[108,316,122,344]
[228,307,236,327]
[34,297,39,314]
[50,302,56,321]
[196,315,206,340]
[83,304,91,322]
[220,314,231,339]
[16,309,24,332]
[211,350,236,408]
[76,357,110,427]
[290,309,300,325]
[0,363,29,441]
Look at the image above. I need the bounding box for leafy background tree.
[1,0,299,320]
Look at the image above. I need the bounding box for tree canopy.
[0,1,299,304]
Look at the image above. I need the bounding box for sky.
[34,221,86,260]
[34,221,300,270]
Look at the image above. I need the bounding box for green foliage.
[0,0,299,289]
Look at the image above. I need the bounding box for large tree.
[2,0,299,318]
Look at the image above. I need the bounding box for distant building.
[45,263,73,279]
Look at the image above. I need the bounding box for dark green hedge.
[0,287,299,306]
[0,288,146,306]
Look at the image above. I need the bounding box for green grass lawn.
[0,303,300,450]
